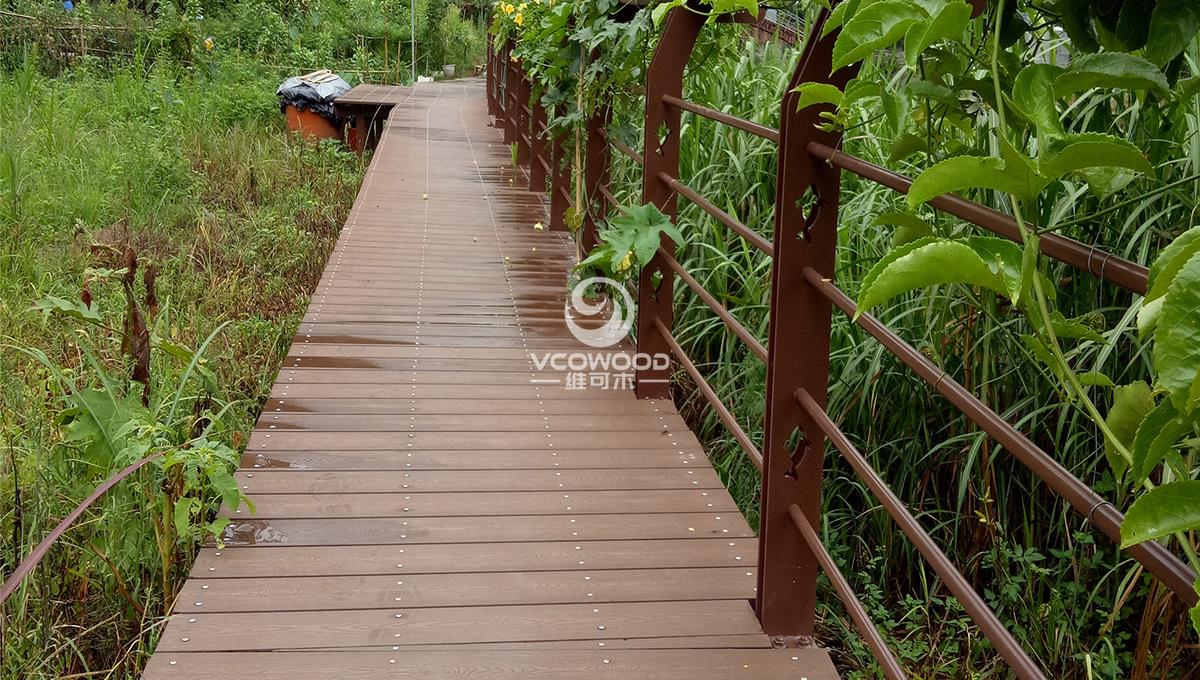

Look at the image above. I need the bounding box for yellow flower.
[513,12,523,25]
[203,37,214,51]
[502,3,514,14]
[618,251,633,272]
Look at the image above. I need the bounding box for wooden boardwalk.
[143,79,836,678]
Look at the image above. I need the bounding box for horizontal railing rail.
[0,451,164,605]
[488,2,1196,675]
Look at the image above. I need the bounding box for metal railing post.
[550,104,571,232]
[486,33,498,116]
[503,40,517,144]
[515,71,532,167]
[634,6,705,399]
[582,102,611,252]
[530,99,548,191]
[756,15,859,639]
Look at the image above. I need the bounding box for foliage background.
[0,1,484,677]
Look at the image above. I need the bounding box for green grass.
[0,50,364,677]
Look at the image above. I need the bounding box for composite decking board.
[219,489,737,519]
[146,79,835,677]
[248,432,702,451]
[259,398,661,415]
[173,567,757,612]
[194,538,756,578]
[216,513,753,547]
[234,468,722,494]
[143,649,838,679]
[155,600,767,651]
[241,448,709,470]
[253,414,688,432]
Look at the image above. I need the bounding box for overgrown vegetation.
[0,0,488,674]
[498,0,1200,677]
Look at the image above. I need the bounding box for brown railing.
[488,5,1197,679]
[0,451,164,605]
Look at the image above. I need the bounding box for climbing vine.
[800,0,1200,632]
[495,0,1200,635]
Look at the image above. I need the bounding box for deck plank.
[145,78,835,678]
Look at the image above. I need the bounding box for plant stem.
[989,0,1200,574]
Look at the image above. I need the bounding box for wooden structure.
[139,80,838,678]
[334,84,412,151]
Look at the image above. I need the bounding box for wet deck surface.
[143,79,836,679]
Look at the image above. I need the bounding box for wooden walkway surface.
[143,79,836,679]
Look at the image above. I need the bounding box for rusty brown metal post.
[756,13,859,639]
[486,34,498,116]
[503,40,517,144]
[530,100,548,191]
[634,6,705,399]
[582,103,611,253]
[550,103,571,232]
[515,72,532,167]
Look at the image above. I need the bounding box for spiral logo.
[565,277,634,348]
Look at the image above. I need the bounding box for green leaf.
[1038,133,1153,181]
[1130,398,1188,485]
[888,133,928,163]
[174,497,195,540]
[832,1,928,71]
[903,1,972,69]
[872,211,934,247]
[1120,480,1200,548]
[1144,0,1200,67]
[1049,311,1106,344]
[1153,250,1200,410]
[1146,226,1200,304]
[1054,52,1171,97]
[1055,0,1099,53]
[1078,372,1115,388]
[856,238,1009,315]
[1079,166,1137,199]
[1105,381,1154,480]
[1011,64,1066,136]
[907,139,1046,205]
[1015,232,1039,307]
[32,295,102,323]
[793,83,843,112]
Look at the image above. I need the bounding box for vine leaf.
[855,238,1009,315]
[793,83,844,111]
[1152,250,1200,410]
[871,211,934,247]
[1145,0,1200,67]
[1120,480,1200,548]
[1140,226,1200,336]
[1038,133,1153,181]
[33,295,102,323]
[1104,381,1153,481]
[832,0,927,71]
[1011,63,1065,136]
[903,1,972,69]
[1054,52,1170,97]
[906,139,1044,206]
[1147,226,1200,303]
[1130,398,1188,486]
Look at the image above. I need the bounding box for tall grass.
[606,29,1199,679]
[0,49,363,677]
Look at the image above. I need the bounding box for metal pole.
[410,0,416,83]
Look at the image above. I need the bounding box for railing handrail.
[487,5,1197,676]
[0,451,164,605]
